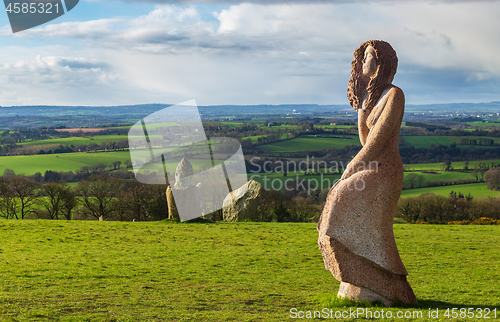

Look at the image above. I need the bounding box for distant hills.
[0,101,499,118]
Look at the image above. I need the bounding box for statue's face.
[362,46,377,78]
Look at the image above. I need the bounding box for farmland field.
[251,172,341,191]
[400,182,500,199]
[400,135,500,148]
[405,160,500,171]
[0,151,232,176]
[467,120,500,127]
[259,134,360,152]
[402,171,475,187]
[0,151,132,175]
[242,133,293,144]
[251,170,480,194]
[0,220,498,321]
[19,135,128,147]
[257,134,500,153]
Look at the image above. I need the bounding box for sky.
[0,0,499,107]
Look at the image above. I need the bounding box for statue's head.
[174,158,193,189]
[347,40,398,111]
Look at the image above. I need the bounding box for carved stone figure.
[166,158,203,220]
[317,40,417,306]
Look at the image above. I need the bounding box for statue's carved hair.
[347,40,398,111]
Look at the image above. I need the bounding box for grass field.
[251,171,494,200]
[242,133,293,144]
[467,120,500,127]
[402,171,475,187]
[405,160,500,171]
[0,220,498,321]
[19,135,129,147]
[0,151,231,176]
[400,182,500,199]
[0,151,133,175]
[259,135,360,152]
[251,172,341,191]
[258,134,500,153]
[400,136,500,148]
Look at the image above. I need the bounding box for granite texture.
[166,158,203,220]
[165,185,179,220]
[166,185,203,220]
[318,40,417,305]
[223,180,261,221]
[338,282,392,307]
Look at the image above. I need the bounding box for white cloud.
[0,55,116,84]
[20,19,121,39]
[1,1,500,105]
[0,54,128,105]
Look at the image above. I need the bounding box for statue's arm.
[345,87,404,176]
[357,109,370,146]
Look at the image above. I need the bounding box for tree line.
[0,174,168,221]
[397,192,500,224]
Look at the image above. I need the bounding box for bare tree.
[0,178,18,219]
[114,181,168,221]
[39,182,64,219]
[61,186,78,220]
[38,182,77,220]
[78,174,122,221]
[0,176,40,219]
[406,173,418,189]
[485,167,500,191]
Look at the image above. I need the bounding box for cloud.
[0,55,115,84]
[20,19,121,39]
[0,55,127,105]
[1,1,500,105]
[86,0,498,3]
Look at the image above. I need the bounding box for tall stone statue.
[317,40,417,306]
[166,158,204,220]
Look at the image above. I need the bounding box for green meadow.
[259,134,360,152]
[466,120,500,127]
[258,134,500,153]
[0,220,498,321]
[404,160,500,171]
[400,136,500,148]
[400,182,500,199]
[251,170,478,194]
[241,135,267,143]
[402,171,475,186]
[19,135,128,147]
[251,172,341,191]
[0,152,132,176]
[0,151,232,176]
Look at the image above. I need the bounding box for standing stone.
[166,158,203,221]
[223,180,261,221]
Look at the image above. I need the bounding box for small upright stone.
[166,158,203,221]
[223,180,261,221]
[173,158,194,189]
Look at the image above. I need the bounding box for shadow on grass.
[409,299,500,310]
[159,218,215,224]
[321,294,499,310]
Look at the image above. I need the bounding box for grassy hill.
[0,220,498,321]
[400,135,500,148]
[259,134,360,152]
[18,135,128,147]
[400,182,500,199]
[0,151,132,176]
[257,134,500,153]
